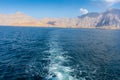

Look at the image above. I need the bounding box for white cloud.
[104,0,120,5]
[80,8,89,14]
[92,0,120,7]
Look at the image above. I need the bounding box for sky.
[0,0,120,18]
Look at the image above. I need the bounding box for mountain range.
[0,9,120,29]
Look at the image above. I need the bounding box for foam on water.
[46,34,78,80]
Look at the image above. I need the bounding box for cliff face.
[96,9,120,28]
[0,9,120,29]
[78,9,120,29]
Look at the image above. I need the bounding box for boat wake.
[45,33,78,80]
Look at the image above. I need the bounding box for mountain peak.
[106,8,120,11]
[104,8,120,14]
[15,11,25,15]
[78,12,100,18]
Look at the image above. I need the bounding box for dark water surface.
[0,26,120,80]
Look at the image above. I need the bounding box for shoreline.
[0,25,120,30]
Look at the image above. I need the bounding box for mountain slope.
[0,12,39,26]
[96,9,120,28]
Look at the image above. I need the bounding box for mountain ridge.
[0,8,120,29]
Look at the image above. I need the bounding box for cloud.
[103,0,120,6]
[80,8,89,14]
[93,0,120,6]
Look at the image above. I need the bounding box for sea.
[0,26,120,80]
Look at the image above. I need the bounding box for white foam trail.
[47,34,78,80]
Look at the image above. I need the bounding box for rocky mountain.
[0,9,120,29]
[78,8,120,29]
[96,9,120,28]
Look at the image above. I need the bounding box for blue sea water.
[0,26,120,80]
